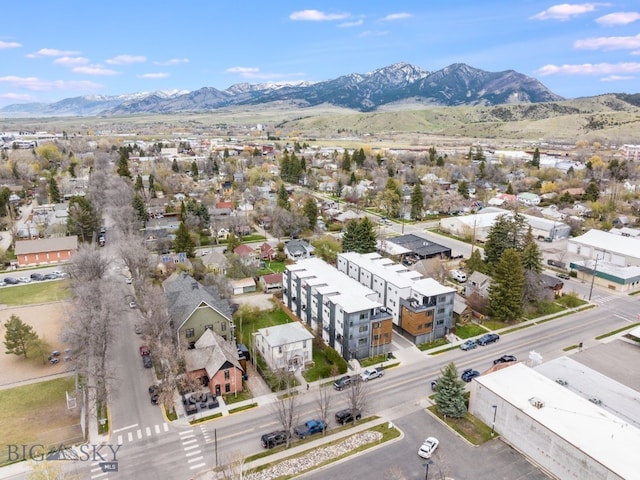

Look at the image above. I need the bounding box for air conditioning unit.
[528,397,545,409]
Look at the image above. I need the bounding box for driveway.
[232,292,275,310]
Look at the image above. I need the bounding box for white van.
[450,269,467,282]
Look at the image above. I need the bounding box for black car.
[477,333,500,346]
[3,277,19,285]
[333,375,353,391]
[30,273,45,281]
[461,368,481,383]
[493,355,517,365]
[335,408,361,425]
[43,273,58,280]
[261,430,288,449]
[142,355,153,368]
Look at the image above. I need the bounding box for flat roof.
[443,207,569,231]
[570,229,640,260]
[476,363,640,480]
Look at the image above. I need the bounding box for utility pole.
[588,254,601,301]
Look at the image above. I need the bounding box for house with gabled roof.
[259,242,276,261]
[163,272,234,347]
[234,244,258,265]
[184,329,243,397]
[15,236,78,266]
[254,322,314,372]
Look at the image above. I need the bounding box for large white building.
[254,322,314,372]
[336,252,455,344]
[470,361,639,480]
[282,258,394,361]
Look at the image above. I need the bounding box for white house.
[254,322,314,372]
[517,192,541,206]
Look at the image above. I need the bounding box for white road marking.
[155,424,160,434]
[183,445,200,451]
[136,430,142,439]
[127,432,133,442]
[188,456,204,463]
[163,423,169,432]
[145,427,151,436]
[189,463,206,470]
[112,424,138,433]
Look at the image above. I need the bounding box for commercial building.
[337,252,455,345]
[282,258,393,361]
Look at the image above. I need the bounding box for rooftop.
[570,229,640,260]
[257,321,314,348]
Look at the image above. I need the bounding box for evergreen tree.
[3,315,38,359]
[117,149,131,178]
[436,156,445,167]
[68,162,77,178]
[349,172,357,186]
[148,174,156,198]
[279,152,291,181]
[133,193,149,226]
[336,180,344,199]
[521,230,543,273]
[48,176,61,203]
[191,160,199,180]
[465,249,487,274]
[277,184,290,210]
[341,151,351,172]
[134,174,144,192]
[302,197,318,230]
[434,362,467,418]
[355,148,366,167]
[410,184,424,220]
[584,181,600,202]
[429,147,437,164]
[488,249,524,322]
[173,221,195,257]
[67,196,98,242]
[226,233,241,252]
[530,148,541,169]
[478,160,486,179]
[171,158,179,173]
[300,156,306,172]
[483,214,528,267]
[223,148,230,158]
[506,183,514,194]
[341,220,359,252]
[212,159,220,175]
[289,153,302,183]
[457,180,470,199]
[355,217,377,253]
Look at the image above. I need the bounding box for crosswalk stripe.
[182,438,197,445]
[183,445,199,451]
[127,432,133,442]
[178,430,193,436]
[189,463,206,470]
[185,450,201,457]
[146,427,151,436]
[188,456,204,463]
[155,425,160,434]
[163,423,169,432]
[117,435,123,444]
[137,430,142,439]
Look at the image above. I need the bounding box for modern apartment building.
[282,258,393,361]
[337,252,455,345]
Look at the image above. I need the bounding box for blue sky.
[1,1,639,108]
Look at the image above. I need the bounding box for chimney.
[191,282,199,290]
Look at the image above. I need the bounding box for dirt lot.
[0,302,73,388]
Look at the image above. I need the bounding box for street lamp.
[423,460,434,480]
[491,405,498,437]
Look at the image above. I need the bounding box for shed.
[230,277,257,295]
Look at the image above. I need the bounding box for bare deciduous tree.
[119,233,154,284]
[347,376,369,422]
[65,244,111,283]
[272,371,299,448]
[215,451,247,480]
[315,383,333,436]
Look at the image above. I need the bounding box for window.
[438,307,445,314]
[373,334,379,341]
[372,322,381,329]
[425,322,432,329]
[185,328,195,338]
[205,324,213,330]
[221,322,226,331]
[359,325,368,333]
[225,383,230,393]
[417,324,423,330]
[303,340,307,348]
[358,338,367,345]
[278,346,282,354]
[359,313,367,320]
[224,370,230,380]
[437,319,444,325]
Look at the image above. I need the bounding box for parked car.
[43,273,58,280]
[261,430,288,449]
[3,277,19,285]
[333,375,354,391]
[460,339,478,351]
[30,273,45,281]
[18,277,31,283]
[335,408,361,425]
[134,324,143,335]
[417,437,439,459]
[149,385,160,405]
[293,419,327,438]
[493,355,517,365]
[125,277,133,284]
[360,367,384,382]
[556,272,570,280]
[461,368,481,382]
[129,300,138,309]
[51,271,66,278]
[477,333,500,346]
[142,355,153,368]
[430,379,439,391]
[450,269,467,282]
[140,345,150,356]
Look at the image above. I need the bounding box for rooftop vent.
[528,397,545,409]
[555,379,568,386]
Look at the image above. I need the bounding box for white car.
[125,277,132,284]
[418,437,439,459]
[18,277,31,283]
[129,301,137,309]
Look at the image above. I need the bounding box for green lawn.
[0,280,71,306]
[234,306,291,348]
[454,323,489,338]
[418,338,449,351]
[0,376,82,465]
[428,406,494,445]
[256,261,286,276]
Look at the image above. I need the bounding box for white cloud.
[153,58,189,66]
[0,76,102,91]
[530,3,603,21]
[26,48,80,58]
[535,62,640,75]
[358,30,389,38]
[380,12,413,22]
[72,65,119,75]
[53,56,89,66]
[105,54,146,65]
[338,19,363,28]
[596,11,640,26]
[575,33,640,51]
[0,41,21,49]
[600,75,634,81]
[0,92,34,101]
[289,10,349,21]
[225,66,303,80]
[138,72,169,79]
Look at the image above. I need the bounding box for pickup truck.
[360,366,384,382]
[293,419,327,438]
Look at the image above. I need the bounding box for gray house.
[284,239,315,261]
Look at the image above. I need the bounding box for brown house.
[184,329,244,397]
[14,236,78,267]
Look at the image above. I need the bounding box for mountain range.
[1,62,567,117]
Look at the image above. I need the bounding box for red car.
[139,345,150,356]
